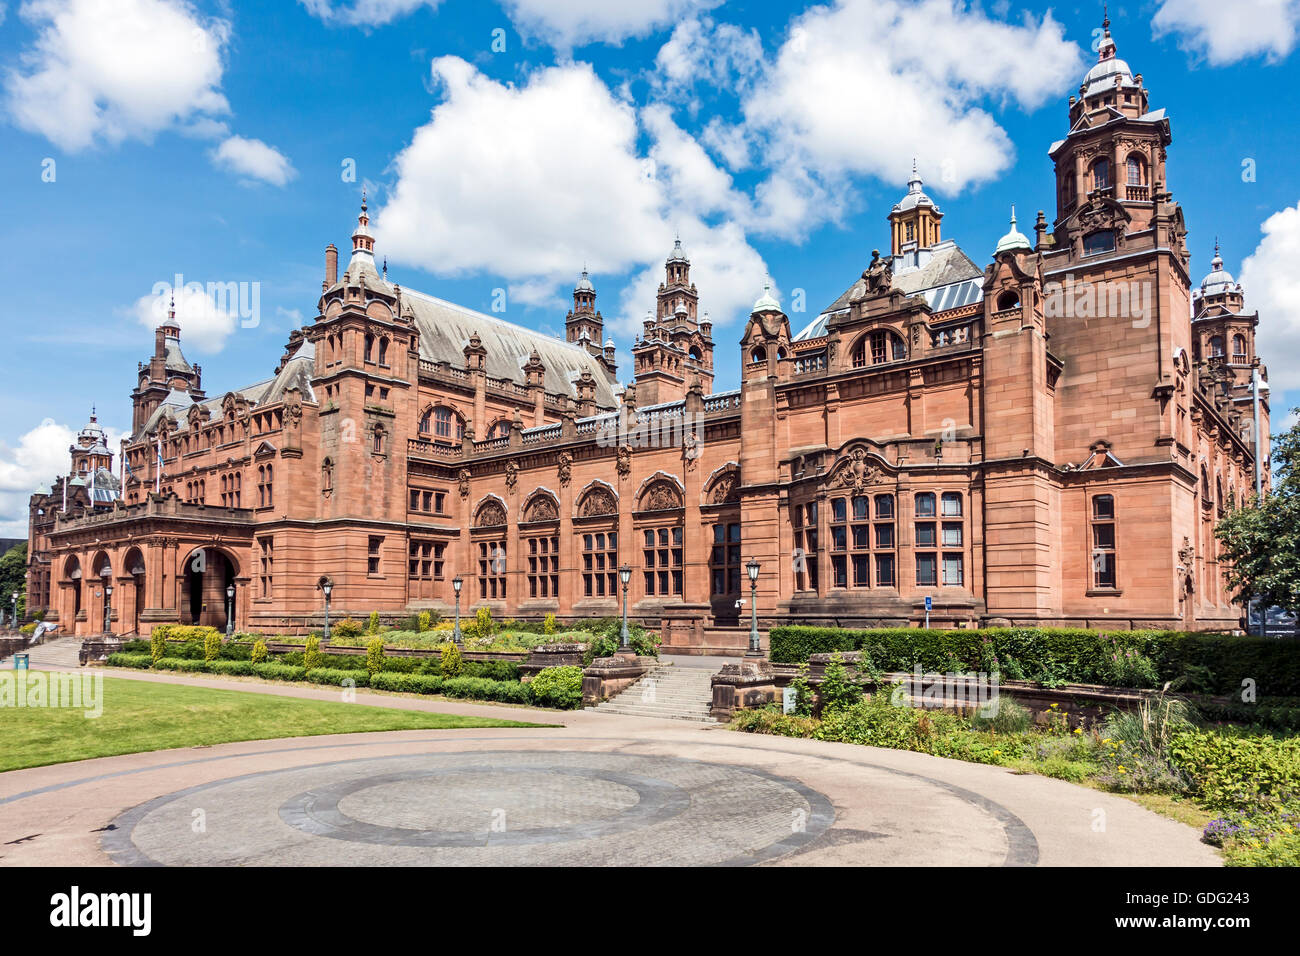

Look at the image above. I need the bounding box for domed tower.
[1049,10,1177,248]
[131,294,205,434]
[888,160,943,255]
[70,408,114,479]
[1192,241,1257,386]
[632,239,714,404]
[565,269,603,353]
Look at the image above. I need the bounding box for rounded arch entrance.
[180,546,239,631]
[63,554,83,623]
[123,547,147,634]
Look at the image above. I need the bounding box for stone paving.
[0,663,1222,867]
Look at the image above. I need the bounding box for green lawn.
[0,677,549,773]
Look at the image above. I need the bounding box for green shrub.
[466,606,495,640]
[791,663,813,716]
[208,660,255,676]
[252,663,307,681]
[818,653,862,713]
[203,631,222,663]
[332,617,364,638]
[767,625,1300,695]
[153,657,207,672]
[1170,730,1300,813]
[303,635,325,672]
[150,624,221,643]
[731,706,819,737]
[417,611,431,633]
[370,672,444,695]
[543,612,558,635]
[970,695,1033,735]
[149,630,167,666]
[19,621,37,636]
[105,652,152,669]
[529,665,583,709]
[250,639,268,664]
[439,641,464,677]
[368,611,380,634]
[307,668,369,688]
[365,637,386,677]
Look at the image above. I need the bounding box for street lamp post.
[225,585,235,637]
[745,558,762,657]
[321,579,332,642]
[452,576,463,643]
[619,564,632,650]
[103,583,113,635]
[10,591,17,630]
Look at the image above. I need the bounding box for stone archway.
[180,547,239,630]
[123,547,147,635]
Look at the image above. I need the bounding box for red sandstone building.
[28,24,1272,649]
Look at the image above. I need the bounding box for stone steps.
[593,663,718,723]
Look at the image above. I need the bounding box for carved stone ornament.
[862,250,893,296]
[458,468,471,499]
[616,444,632,479]
[1177,536,1195,568]
[708,473,739,505]
[475,500,507,528]
[557,451,572,487]
[682,431,700,470]
[505,460,519,492]
[834,447,879,493]
[524,495,559,523]
[640,480,684,512]
[578,486,617,517]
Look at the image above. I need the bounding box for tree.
[1216,409,1300,617]
[0,543,27,619]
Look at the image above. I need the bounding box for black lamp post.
[10,591,17,629]
[225,584,235,636]
[452,576,463,643]
[321,579,333,641]
[746,557,762,657]
[619,563,632,649]
[103,582,113,635]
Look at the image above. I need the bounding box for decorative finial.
[382,256,388,279]
[1010,203,1017,227]
[361,187,367,212]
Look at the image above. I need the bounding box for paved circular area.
[104,750,837,867]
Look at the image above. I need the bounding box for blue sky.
[1,0,1298,534]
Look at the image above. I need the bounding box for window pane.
[915,493,936,516]
[943,553,964,585]
[916,553,937,586]
[832,498,846,523]
[942,522,963,547]
[941,492,962,516]
[1093,495,1114,520]
[874,495,894,518]
[915,522,936,547]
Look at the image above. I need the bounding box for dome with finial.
[1081,8,1136,96]
[1198,240,1240,297]
[994,205,1032,255]
[893,159,938,213]
[574,269,594,293]
[667,237,689,263]
[752,279,781,314]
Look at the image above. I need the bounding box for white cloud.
[0,417,126,536]
[377,57,771,332]
[4,0,230,152]
[211,135,297,186]
[1153,0,1300,65]
[725,0,1083,237]
[129,283,239,354]
[653,17,762,104]
[1241,203,1300,393]
[502,0,720,48]
[299,0,439,28]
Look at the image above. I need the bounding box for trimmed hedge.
[105,652,152,669]
[306,668,369,688]
[252,663,308,682]
[767,625,1300,696]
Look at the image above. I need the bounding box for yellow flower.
[1118,766,1127,773]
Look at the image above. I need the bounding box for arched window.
[1126,153,1146,185]
[1232,335,1247,362]
[485,419,510,440]
[378,337,389,365]
[322,457,333,493]
[373,425,385,455]
[1209,336,1225,358]
[996,290,1020,311]
[1200,466,1211,507]
[1083,231,1116,256]
[750,346,767,364]
[425,406,463,442]
[1090,157,1110,191]
[364,333,375,363]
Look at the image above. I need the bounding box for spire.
[994,203,1032,255]
[1097,4,1117,62]
[349,189,376,267]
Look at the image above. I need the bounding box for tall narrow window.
[1091,494,1117,589]
[258,536,274,598]
[478,540,506,600]
[367,536,383,576]
[527,535,560,598]
[643,526,683,596]
[322,458,333,495]
[582,531,617,597]
[712,522,743,595]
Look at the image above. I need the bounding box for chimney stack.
[325,243,338,288]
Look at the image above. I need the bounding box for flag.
[155,433,163,493]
